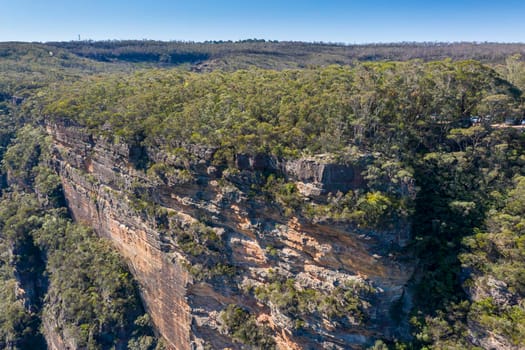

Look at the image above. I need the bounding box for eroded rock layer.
[47,120,415,349]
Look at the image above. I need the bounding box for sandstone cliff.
[46,119,416,349]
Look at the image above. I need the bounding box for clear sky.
[1,0,524,43]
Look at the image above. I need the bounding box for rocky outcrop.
[465,276,523,350]
[46,119,416,349]
[284,154,367,195]
[42,317,77,350]
[233,152,368,196]
[49,123,192,349]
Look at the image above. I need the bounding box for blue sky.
[1,0,524,43]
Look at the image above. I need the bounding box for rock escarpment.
[47,119,416,349]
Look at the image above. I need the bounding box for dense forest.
[0,105,163,349]
[46,40,525,68]
[0,41,524,349]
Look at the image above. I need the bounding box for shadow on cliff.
[11,231,49,350]
[408,157,487,315]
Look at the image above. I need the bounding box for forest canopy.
[38,60,523,158]
[1,41,525,349]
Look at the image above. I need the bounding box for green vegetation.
[1,41,525,348]
[263,175,304,217]
[175,221,223,256]
[0,193,46,349]
[46,40,525,69]
[302,187,412,227]
[459,176,525,347]
[2,125,48,188]
[0,125,160,349]
[146,163,194,185]
[0,193,159,349]
[37,60,521,159]
[28,52,525,348]
[253,272,373,328]
[219,304,276,349]
[170,221,235,281]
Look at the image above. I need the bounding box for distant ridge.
[37,40,525,71]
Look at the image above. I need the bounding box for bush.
[219,304,276,349]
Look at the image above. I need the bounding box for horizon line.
[2,38,525,46]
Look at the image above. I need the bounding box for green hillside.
[0,41,524,349]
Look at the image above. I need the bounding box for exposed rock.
[235,153,278,172]
[284,154,368,195]
[471,276,516,308]
[230,152,368,196]
[465,276,523,350]
[42,314,78,350]
[46,119,416,349]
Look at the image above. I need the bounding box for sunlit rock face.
[47,119,415,349]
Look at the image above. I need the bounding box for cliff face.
[47,120,416,349]
[42,317,77,350]
[48,122,192,349]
